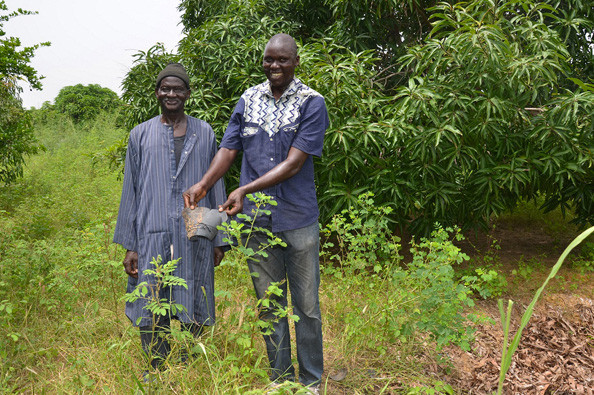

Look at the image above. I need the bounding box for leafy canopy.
[0,1,49,184]
[388,0,594,232]
[53,84,121,122]
[0,1,49,90]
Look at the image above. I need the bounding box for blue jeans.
[246,222,323,386]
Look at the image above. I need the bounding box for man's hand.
[219,187,246,216]
[183,183,207,209]
[123,250,139,278]
[182,148,239,209]
[214,247,225,267]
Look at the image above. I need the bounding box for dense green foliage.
[390,0,594,232]
[0,2,48,90]
[177,0,436,72]
[0,1,48,184]
[545,0,593,84]
[322,194,479,351]
[118,0,593,234]
[0,82,39,184]
[53,84,122,122]
[0,114,127,390]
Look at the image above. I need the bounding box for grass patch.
[1,113,591,393]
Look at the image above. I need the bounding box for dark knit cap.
[156,63,190,89]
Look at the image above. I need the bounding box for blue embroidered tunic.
[113,115,227,327]
[220,78,329,232]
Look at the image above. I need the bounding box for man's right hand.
[182,148,239,209]
[183,183,207,209]
[123,250,139,278]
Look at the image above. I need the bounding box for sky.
[4,0,185,109]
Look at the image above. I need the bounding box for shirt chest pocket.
[281,124,299,134]
[240,122,261,138]
[279,122,300,147]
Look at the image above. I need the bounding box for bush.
[0,82,42,184]
[322,194,478,353]
[53,84,122,122]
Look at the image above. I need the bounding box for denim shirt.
[220,78,329,232]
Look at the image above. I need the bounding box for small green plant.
[579,241,594,259]
[221,192,287,266]
[462,267,507,299]
[321,191,401,277]
[218,193,299,367]
[482,237,502,267]
[407,380,455,394]
[572,259,594,273]
[510,256,538,282]
[0,299,20,344]
[123,255,188,324]
[571,241,594,273]
[122,254,187,389]
[406,226,477,350]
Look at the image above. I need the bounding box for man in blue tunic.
[183,34,328,392]
[113,63,228,370]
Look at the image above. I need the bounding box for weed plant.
[571,241,594,273]
[320,194,483,392]
[0,113,128,391]
[456,235,508,300]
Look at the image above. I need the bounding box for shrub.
[322,194,478,352]
[54,84,121,122]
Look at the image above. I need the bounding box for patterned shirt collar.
[257,78,302,99]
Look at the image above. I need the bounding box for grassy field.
[0,113,591,394]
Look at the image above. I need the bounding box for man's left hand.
[219,187,246,216]
[214,247,225,267]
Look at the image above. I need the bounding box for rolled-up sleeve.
[291,95,328,157]
[220,98,245,151]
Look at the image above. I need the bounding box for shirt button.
[270,158,273,161]
[171,150,174,153]
[270,138,273,141]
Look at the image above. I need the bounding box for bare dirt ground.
[436,218,594,394]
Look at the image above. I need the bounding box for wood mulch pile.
[440,297,594,394]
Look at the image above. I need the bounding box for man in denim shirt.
[184,34,328,392]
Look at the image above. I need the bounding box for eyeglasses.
[158,86,187,95]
